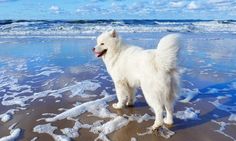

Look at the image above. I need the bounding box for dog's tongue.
[95,52,102,57]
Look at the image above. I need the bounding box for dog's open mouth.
[94,49,107,57]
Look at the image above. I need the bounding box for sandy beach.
[0,24,236,141]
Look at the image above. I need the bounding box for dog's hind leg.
[151,104,164,130]
[126,88,136,106]
[164,74,178,126]
[164,102,174,126]
[112,80,130,109]
[141,84,164,130]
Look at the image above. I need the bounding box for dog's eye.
[100,43,104,45]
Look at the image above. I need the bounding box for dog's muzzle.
[92,48,107,57]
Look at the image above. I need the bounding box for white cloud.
[169,1,186,8]
[207,0,228,4]
[111,2,155,16]
[50,0,236,19]
[76,8,92,16]
[207,0,236,11]
[187,1,200,10]
[50,5,60,14]
[76,4,108,16]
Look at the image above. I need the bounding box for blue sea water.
[0,20,236,37]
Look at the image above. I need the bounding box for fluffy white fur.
[93,30,181,130]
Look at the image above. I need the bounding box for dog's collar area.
[95,49,107,57]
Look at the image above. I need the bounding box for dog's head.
[93,29,119,58]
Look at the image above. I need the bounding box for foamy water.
[0,20,236,37]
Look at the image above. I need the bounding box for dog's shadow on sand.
[173,80,236,131]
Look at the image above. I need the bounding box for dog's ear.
[110,29,117,38]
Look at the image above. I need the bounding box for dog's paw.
[151,125,161,131]
[126,101,134,107]
[112,103,124,109]
[164,118,173,126]
[151,121,163,131]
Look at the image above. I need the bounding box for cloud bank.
[0,0,235,19]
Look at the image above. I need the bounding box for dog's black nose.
[92,48,95,51]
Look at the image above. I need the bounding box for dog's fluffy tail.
[156,34,181,101]
[155,34,181,72]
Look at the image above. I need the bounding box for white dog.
[93,30,180,130]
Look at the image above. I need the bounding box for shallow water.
[0,31,236,141]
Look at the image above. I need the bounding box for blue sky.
[0,0,236,20]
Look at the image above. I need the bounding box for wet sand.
[1,88,235,141]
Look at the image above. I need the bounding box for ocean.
[0,20,236,37]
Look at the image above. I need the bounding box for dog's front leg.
[112,80,128,109]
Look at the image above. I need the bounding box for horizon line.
[0,19,235,21]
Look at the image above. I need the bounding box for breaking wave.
[0,19,236,36]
